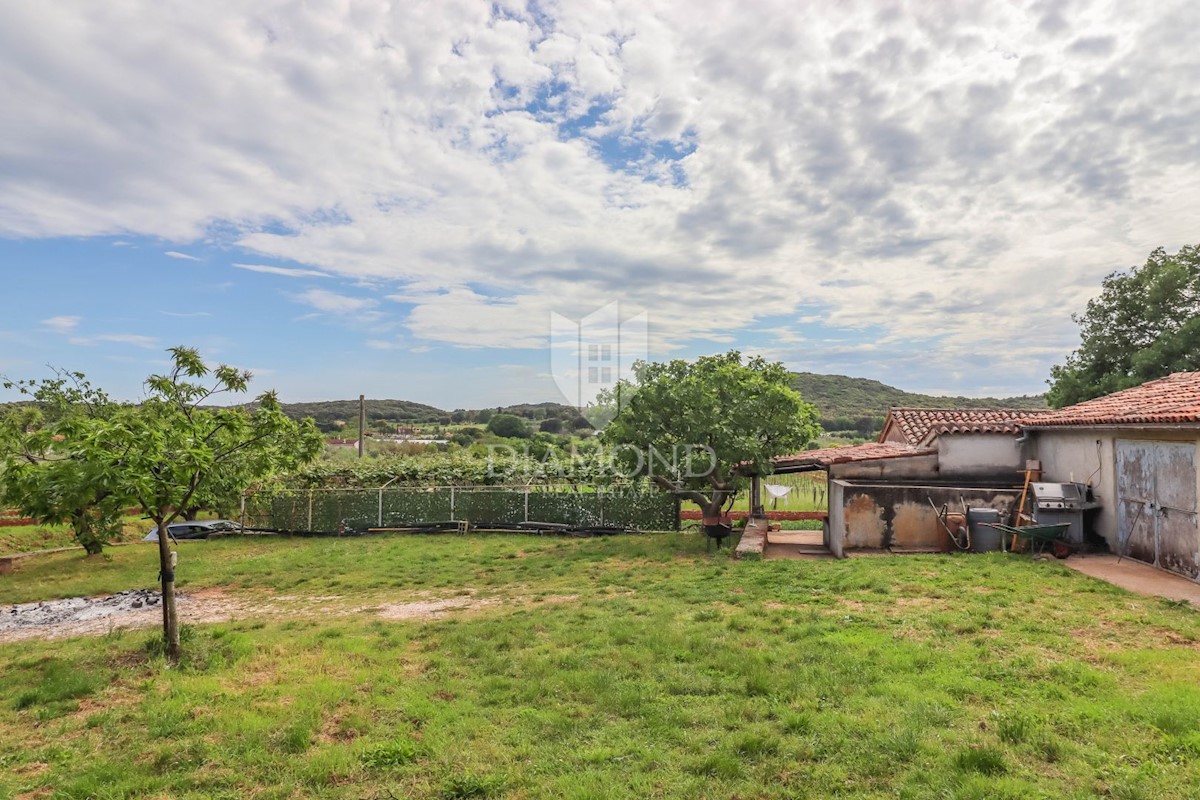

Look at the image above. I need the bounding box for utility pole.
[358,394,366,459]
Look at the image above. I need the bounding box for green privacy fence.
[242,485,679,532]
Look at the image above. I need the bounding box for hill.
[273,398,581,432]
[4,374,1046,437]
[790,372,1046,435]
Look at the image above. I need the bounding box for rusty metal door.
[1116,441,1157,564]
[1116,440,1199,578]
[1155,443,1199,579]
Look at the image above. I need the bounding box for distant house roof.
[772,442,935,472]
[1021,372,1200,428]
[880,408,1054,446]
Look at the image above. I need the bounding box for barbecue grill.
[1031,482,1102,545]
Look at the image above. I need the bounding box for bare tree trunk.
[154,520,180,662]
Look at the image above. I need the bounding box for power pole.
[358,394,366,459]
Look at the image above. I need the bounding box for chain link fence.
[242,485,679,533]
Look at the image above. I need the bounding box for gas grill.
[1032,482,1090,511]
[1031,482,1102,545]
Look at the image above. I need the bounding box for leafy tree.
[0,372,127,555]
[539,417,563,434]
[11,348,322,660]
[486,413,529,439]
[1048,245,1200,406]
[124,349,323,658]
[601,351,820,518]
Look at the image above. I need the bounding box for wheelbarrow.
[702,512,734,551]
[981,523,1073,558]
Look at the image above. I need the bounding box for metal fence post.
[524,489,529,522]
[240,493,247,530]
[377,488,383,527]
[450,486,456,520]
[599,490,605,527]
[307,489,313,531]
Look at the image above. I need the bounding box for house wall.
[827,480,1020,553]
[829,453,940,482]
[937,434,1026,480]
[1031,427,1200,555]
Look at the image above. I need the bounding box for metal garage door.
[1116,440,1199,579]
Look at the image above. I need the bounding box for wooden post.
[358,395,366,459]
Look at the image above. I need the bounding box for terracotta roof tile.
[883,408,1054,445]
[1020,372,1200,427]
[772,442,935,470]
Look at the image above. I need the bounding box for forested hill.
[791,372,1046,431]
[3,374,1045,434]
[272,399,446,428]
[272,398,581,430]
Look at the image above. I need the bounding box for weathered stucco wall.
[937,434,1025,480]
[1030,429,1116,547]
[829,454,940,482]
[1031,427,1200,561]
[829,480,1019,552]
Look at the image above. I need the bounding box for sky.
[1,0,1198,410]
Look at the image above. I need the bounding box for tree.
[127,349,323,658]
[1048,244,1200,407]
[486,413,529,439]
[539,417,563,434]
[601,351,820,518]
[0,372,128,555]
[20,348,323,660]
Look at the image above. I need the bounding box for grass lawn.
[3,534,1200,798]
[0,515,149,555]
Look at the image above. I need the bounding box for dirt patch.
[1,587,581,642]
[377,596,499,620]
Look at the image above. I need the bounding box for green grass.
[0,514,148,555]
[2,534,1200,798]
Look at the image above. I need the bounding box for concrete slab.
[763,544,835,560]
[734,518,768,560]
[764,528,833,560]
[1063,553,1200,605]
[767,530,823,546]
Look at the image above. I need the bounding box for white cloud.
[233,263,330,279]
[41,315,81,333]
[293,288,376,315]
[160,310,211,318]
[164,250,201,261]
[69,333,159,349]
[0,1,1198,393]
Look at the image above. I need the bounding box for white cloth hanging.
[764,484,792,499]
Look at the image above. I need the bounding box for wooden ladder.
[1011,460,1042,551]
